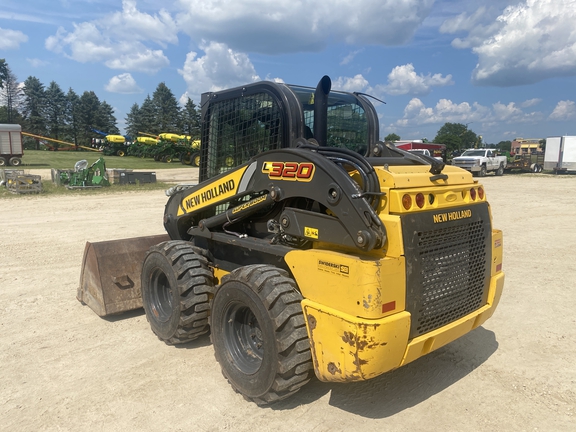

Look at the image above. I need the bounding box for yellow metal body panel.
[375,164,474,189]
[400,271,504,366]
[301,272,504,382]
[291,223,505,383]
[136,137,158,145]
[301,300,411,382]
[106,135,126,143]
[285,250,405,319]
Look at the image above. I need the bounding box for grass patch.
[20,150,196,170]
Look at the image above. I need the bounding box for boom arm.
[164,146,386,251]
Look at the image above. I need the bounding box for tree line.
[0,58,200,148]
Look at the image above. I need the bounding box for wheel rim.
[149,268,173,323]
[193,155,200,166]
[222,302,263,374]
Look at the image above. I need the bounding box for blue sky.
[1,0,575,144]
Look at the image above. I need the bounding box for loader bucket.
[77,234,170,317]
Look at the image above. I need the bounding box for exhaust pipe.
[313,75,331,147]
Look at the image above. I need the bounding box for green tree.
[384,133,400,142]
[124,102,142,139]
[0,59,8,89]
[152,82,180,133]
[0,105,23,124]
[496,140,512,152]
[22,76,45,134]
[434,123,478,152]
[139,95,158,134]
[98,101,120,135]
[77,91,103,144]
[0,65,24,124]
[65,88,81,146]
[539,138,546,152]
[45,81,67,140]
[181,97,201,138]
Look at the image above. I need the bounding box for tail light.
[402,194,412,210]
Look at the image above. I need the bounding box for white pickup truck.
[452,149,507,176]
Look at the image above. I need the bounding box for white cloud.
[520,98,541,108]
[0,27,28,49]
[395,96,543,128]
[176,0,434,54]
[105,73,143,94]
[45,0,176,73]
[442,0,576,86]
[549,100,576,121]
[340,49,364,66]
[378,63,453,96]
[27,58,48,68]
[332,74,371,93]
[178,41,260,100]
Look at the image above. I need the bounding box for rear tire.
[211,265,313,405]
[0,157,7,167]
[141,241,214,344]
[192,152,200,167]
[180,152,192,165]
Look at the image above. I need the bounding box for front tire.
[211,265,313,405]
[141,241,214,344]
[478,165,487,177]
[496,163,504,176]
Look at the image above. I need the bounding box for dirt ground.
[1,169,574,431]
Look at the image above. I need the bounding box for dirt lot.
[1,170,574,431]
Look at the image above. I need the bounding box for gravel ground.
[0,170,574,431]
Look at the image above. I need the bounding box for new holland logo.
[433,209,472,223]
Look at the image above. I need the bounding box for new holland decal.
[433,209,472,224]
[177,167,247,216]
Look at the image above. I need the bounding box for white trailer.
[544,136,576,173]
[0,124,24,167]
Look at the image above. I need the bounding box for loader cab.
[199,79,379,182]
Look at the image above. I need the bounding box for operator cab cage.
[198,79,380,182]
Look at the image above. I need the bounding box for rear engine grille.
[415,221,487,335]
[402,206,491,339]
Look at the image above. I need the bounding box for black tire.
[141,241,214,345]
[211,265,313,405]
[0,157,7,167]
[116,150,125,157]
[496,163,504,176]
[478,165,487,177]
[537,164,543,173]
[180,152,192,165]
[191,152,200,167]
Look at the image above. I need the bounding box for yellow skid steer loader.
[78,76,504,405]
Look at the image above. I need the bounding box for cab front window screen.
[205,92,283,178]
[289,86,369,155]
